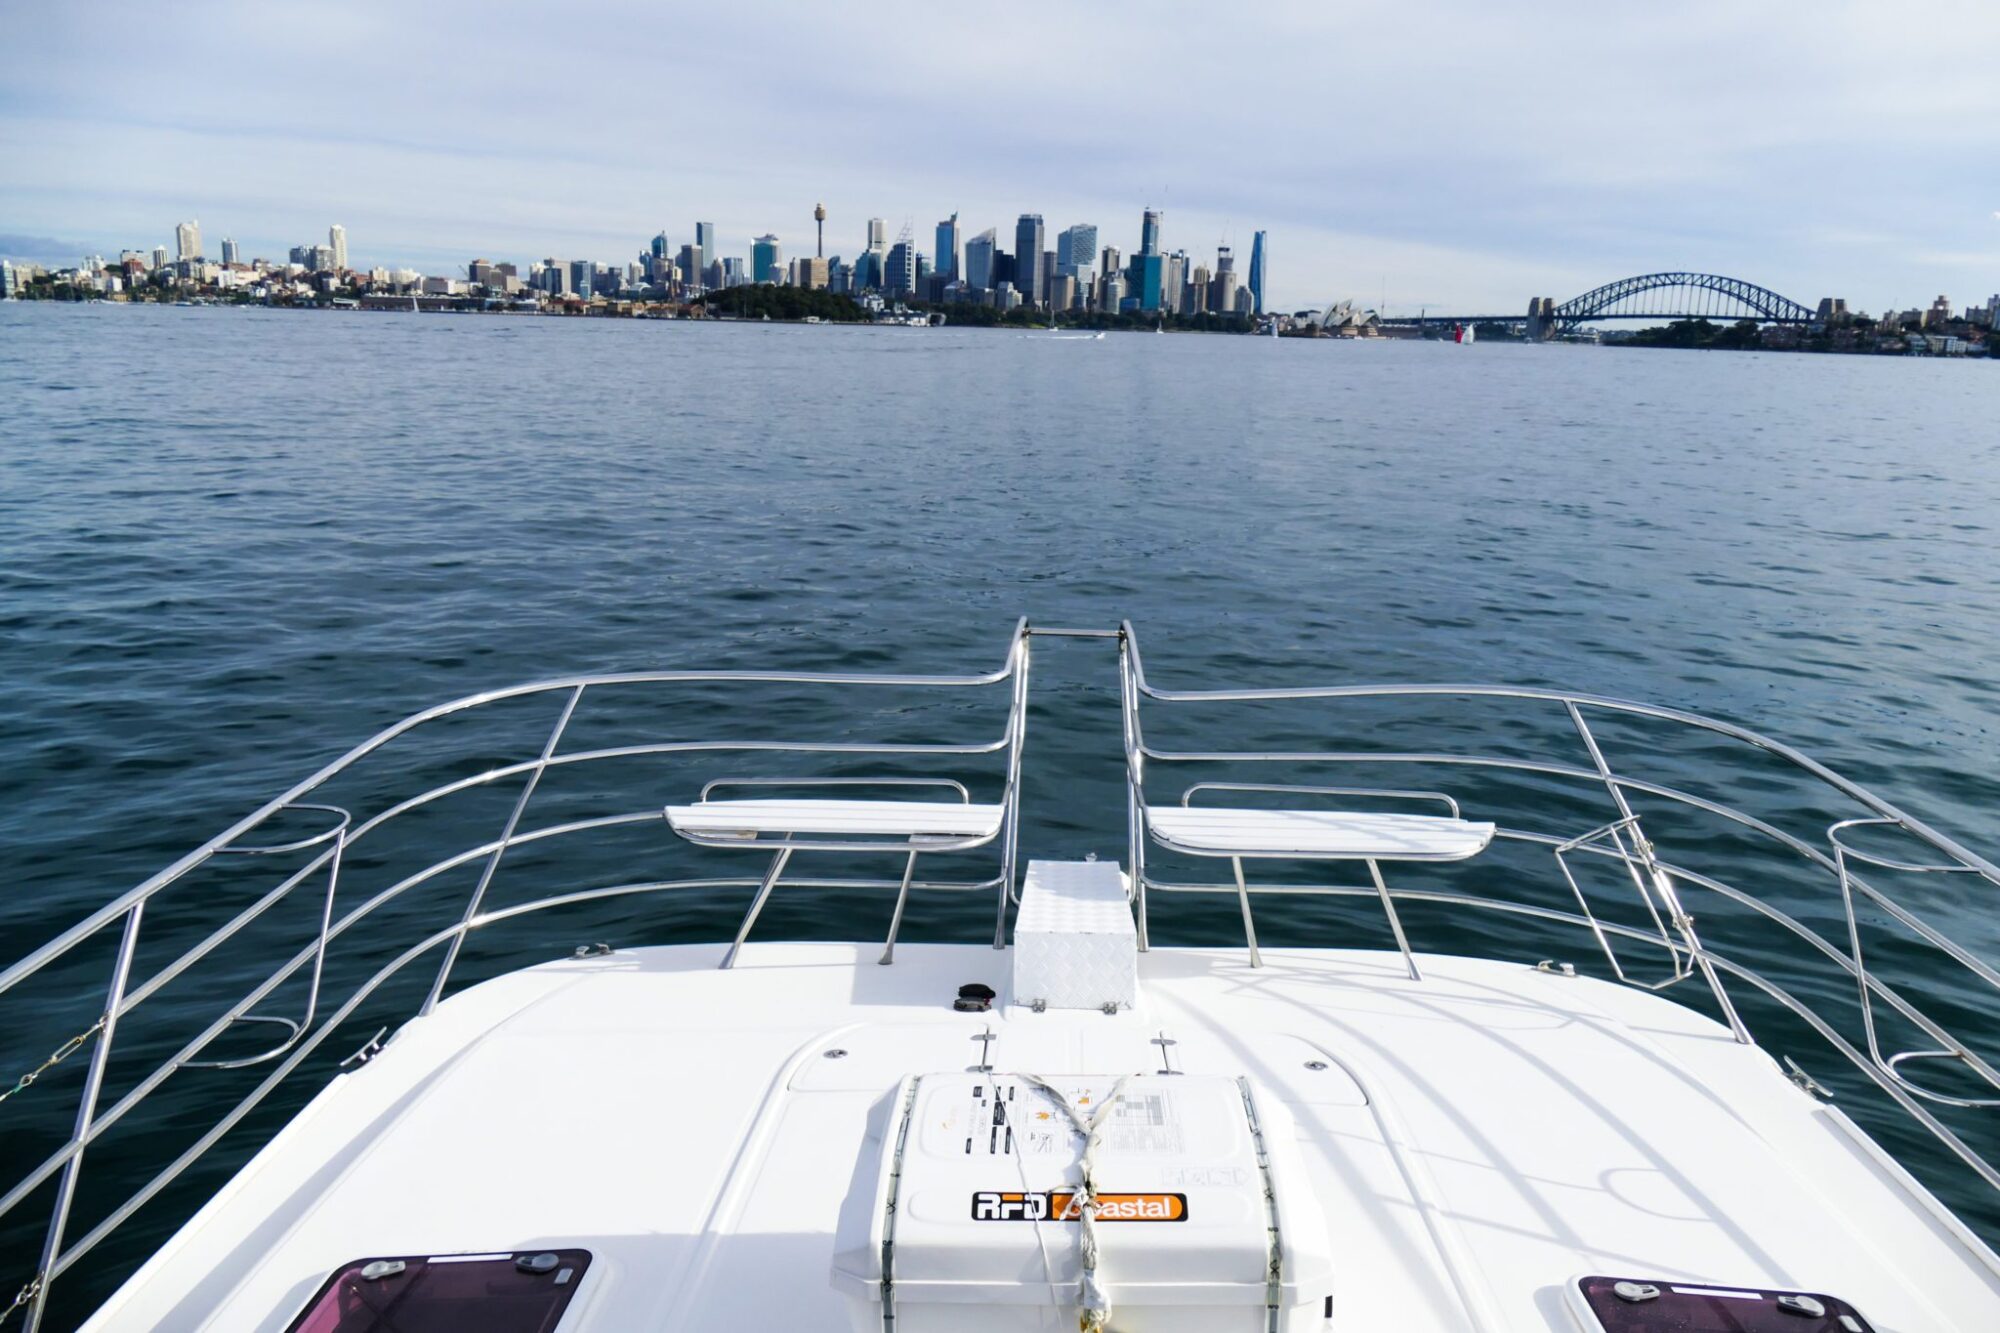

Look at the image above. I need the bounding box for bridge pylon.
[1525,297,1556,342]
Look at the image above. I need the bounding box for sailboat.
[1454,322,1476,345]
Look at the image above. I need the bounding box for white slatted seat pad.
[1147,807,1494,860]
[666,798,1004,840]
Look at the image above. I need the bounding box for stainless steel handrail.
[4,618,2000,1328]
[1118,618,2000,1095]
[0,620,1033,1330]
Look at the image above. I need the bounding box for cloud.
[0,232,92,264]
[4,0,1999,313]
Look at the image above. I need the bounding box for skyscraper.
[1014,214,1044,306]
[1056,224,1097,280]
[328,224,347,271]
[175,220,202,262]
[965,229,997,291]
[1211,245,1236,315]
[885,239,917,295]
[651,231,670,259]
[1140,209,1162,257]
[934,213,960,283]
[1248,231,1268,315]
[220,238,239,266]
[1134,254,1165,311]
[866,217,887,251]
[695,221,718,277]
[752,234,783,284]
[570,259,592,299]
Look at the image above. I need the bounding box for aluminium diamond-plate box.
[1012,860,1137,1011]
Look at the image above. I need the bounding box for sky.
[3,1,1998,316]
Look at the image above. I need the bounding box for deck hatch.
[1574,1275,1873,1331]
[284,1249,592,1333]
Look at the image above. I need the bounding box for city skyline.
[3,3,1998,314]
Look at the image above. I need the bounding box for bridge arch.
[1551,272,1814,331]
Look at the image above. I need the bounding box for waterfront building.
[1049,272,1076,313]
[752,234,783,284]
[329,224,347,271]
[1211,245,1237,315]
[1014,214,1044,305]
[1248,231,1267,315]
[1140,208,1162,257]
[798,256,829,290]
[1099,273,1125,312]
[695,221,718,277]
[996,280,1020,311]
[1164,252,1187,315]
[176,219,202,262]
[965,229,997,291]
[934,213,960,283]
[0,259,16,298]
[571,259,594,299]
[1188,265,1210,315]
[1056,223,1098,281]
[885,239,917,295]
[219,238,239,266]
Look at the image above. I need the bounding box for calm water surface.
[2,302,1997,1322]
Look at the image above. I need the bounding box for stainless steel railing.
[1117,620,2000,1195]
[0,621,1033,1331]
[3,618,1999,1328]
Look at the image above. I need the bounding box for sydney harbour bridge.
[1378,271,1820,338]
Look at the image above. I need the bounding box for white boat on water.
[7,621,2000,1331]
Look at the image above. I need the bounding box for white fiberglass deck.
[83,937,2000,1331]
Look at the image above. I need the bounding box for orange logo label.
[971,1191,1187,1222]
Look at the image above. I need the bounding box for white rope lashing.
[1014,1073,1134,1333]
